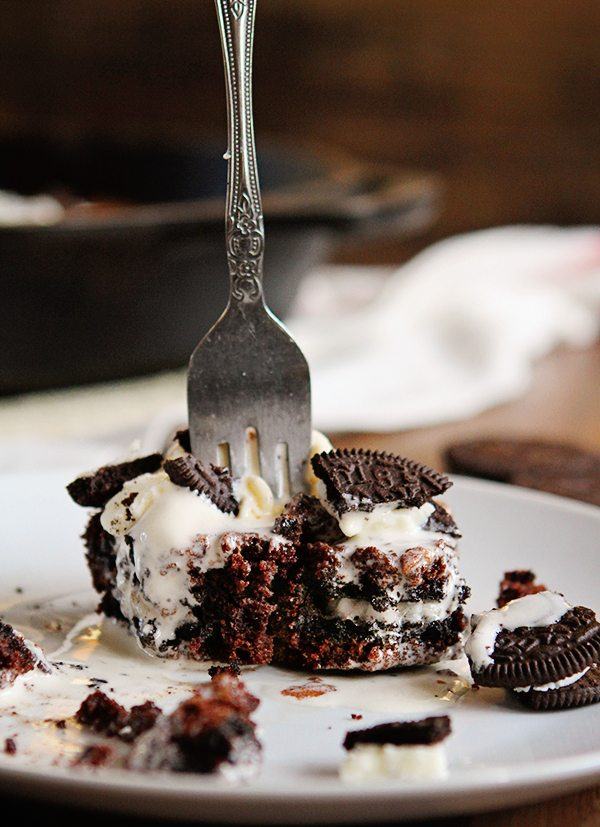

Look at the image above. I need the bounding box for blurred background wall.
[2,0,599,263]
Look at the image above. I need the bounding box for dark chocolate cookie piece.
[343,716,451,750]
[424,502,461,538]
[497,570,547,608]
[311,449,451,514]
[164,455,238,515]
[511,665,600,711]
[175,428,192,453]
[472,606,600,689]
[512,471,600,508]
[67,454,163,508]
[445,439,600,483]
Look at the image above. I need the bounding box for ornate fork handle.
[215,0,265,307]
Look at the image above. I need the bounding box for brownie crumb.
[74,744,115,768]
[0,621,46,689]
[351,713,363,720]
[76,691,161,742]
[208,663,241,678]
[4,738,16,755]
[344,716,451,750]
[125,701,162,741]
[497,570,547,608]
[75,690,128,736]
[281,681,336,700]
[128,674,261,774]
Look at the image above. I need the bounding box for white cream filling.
[340,743,448,782]
[333,564,462,627]
[512,666,592,693]
[316,479,435,542]
[466,592,571,671]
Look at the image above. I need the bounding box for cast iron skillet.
[0,134,437,394]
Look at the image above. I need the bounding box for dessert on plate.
[67,431,470,671]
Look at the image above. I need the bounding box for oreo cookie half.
[67,454,163,508]
[311,449,451,515]
[467,594,600,689]
[511,665,600,711]
[163,455,238,515]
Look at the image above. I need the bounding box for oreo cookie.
[497,570,546,608]
[311,449,451,514]
[512,471,600,508]
[163,455,238,515]
[445,438,600,484]
[511,665,600,711]
[343,716,451,750]
[466,593,600,689]
[67,453,163,508]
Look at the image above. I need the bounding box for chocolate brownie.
[69,436,469,672]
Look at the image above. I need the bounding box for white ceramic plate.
[0,469,598,823]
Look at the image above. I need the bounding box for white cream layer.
[340,743,448,782]
[512,666,591,693]
[316,479,435,542]
[333,560,462,627]
[466,591,571,671]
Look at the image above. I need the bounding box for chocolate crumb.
[4,738,16,755]
[497,570,547,608]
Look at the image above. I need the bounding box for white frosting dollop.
[466,591,571,670]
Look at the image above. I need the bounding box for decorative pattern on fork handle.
[216,0,265,305]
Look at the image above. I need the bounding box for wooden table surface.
[2,343,599,825]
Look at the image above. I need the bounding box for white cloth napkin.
[288,225,600,431]
[2,225,599,471]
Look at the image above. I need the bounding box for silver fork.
[187,0,311,498]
